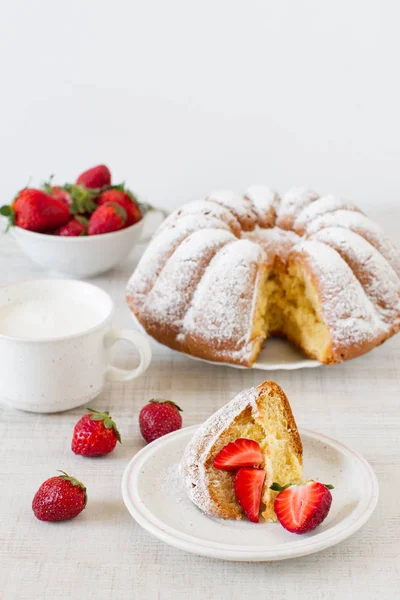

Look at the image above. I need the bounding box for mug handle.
[140,207,169,244]
[104,329,152,382]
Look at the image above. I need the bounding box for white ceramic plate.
[121,425,378,561]
[130,314,321,370]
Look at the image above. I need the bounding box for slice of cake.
[180,381,303,522]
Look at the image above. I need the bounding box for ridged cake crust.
[180,381,303,521]
[127,186,400,366]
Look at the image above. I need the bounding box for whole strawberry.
[88,202,127,235]
[32,471,87,522]
[54,216,88,236]
[97,189,142,227]
[1,188,71,232]
[72,408,121,457]
[139,399,183,443]
[76,164,111,189]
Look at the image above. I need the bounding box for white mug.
[0,279,152,413]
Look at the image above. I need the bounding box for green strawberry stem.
[63,184,98,215]
[149,399,183,412]
[86,408,122,443]
[75,215,89,226]
[270,481,334,492]
[57,470,88,506]
[42,175,55,195]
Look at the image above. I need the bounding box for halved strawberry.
[234,467,266,523]
[272,481,333,534]
[213,438,262,471]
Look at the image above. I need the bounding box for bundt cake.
[126,186,400,366]
[180,381,303,522]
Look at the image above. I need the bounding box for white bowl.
[9,210,164,278]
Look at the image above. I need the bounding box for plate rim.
[121,425,379,561]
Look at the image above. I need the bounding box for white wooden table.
[1,207,399,600]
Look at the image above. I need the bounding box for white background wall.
[1,0,399,212]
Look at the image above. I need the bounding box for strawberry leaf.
[270,481,335,492]
[90,414,105,421]
[64,184,98,215]
[42,183,53,195]
[107,183,126,193]
[125,188,139,205]
[86,408,122,443]
[112,423,122,443]
[0,205,12,217]
[0,205,15,231]
[57,470,87,506]
[75,215,89,226]
[149,398,183,412]
[270,482,293,492]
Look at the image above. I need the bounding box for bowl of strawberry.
[0,164,166,278]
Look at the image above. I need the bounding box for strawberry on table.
[32,471,87,522]
[54,216,88,236]
[213,439,263,471]
[88,202,127,235]
[0,188,70,232]
[76,164,111,189]
[72,408,121,457]
[97,189,142,226]
[234,467,266,523]
[272,481,333,534]
[139,399,182,443]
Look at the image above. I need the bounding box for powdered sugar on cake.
[245,227,300,264]
[310,227,400,324]
[207,189,258,230]
[294,240,387,348]
[182,240,266,350]
[180,387,261,517]
[294,195,361,234]
[156,198,242,238]
[245,185,280,227]
[127,184,400,365]
[305,209,400,277]
[277,188,319,230]
[142,229,235,329]
[245,185,279,213]
[127,212,233,307]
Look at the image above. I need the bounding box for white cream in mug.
[0,298,103,339]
